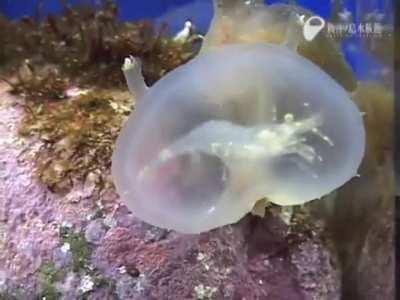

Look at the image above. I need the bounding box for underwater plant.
[4,1,200,192]
[112,0,366,233]
[0,1,200,88]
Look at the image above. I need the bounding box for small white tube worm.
[174,20,193,42]
[122,56,148,100]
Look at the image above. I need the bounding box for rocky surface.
[92,212,340,300]
[356,206,394,300]
[2,81,389,300]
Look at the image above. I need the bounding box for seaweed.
[60,230,91,273]
[0,1,201,192]
[2,62,68,102]
[19,89,131,192]
[37,262,63,300]
[0,1,200,89]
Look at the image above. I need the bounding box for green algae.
[36,225,92,299]
[58,225,117,298]
[33,225,116,299]
[59,227,91,273]
[37,262,63,300]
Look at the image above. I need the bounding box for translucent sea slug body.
[112,0,366,233]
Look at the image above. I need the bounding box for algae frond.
[19,89,131,192]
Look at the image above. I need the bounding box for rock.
[115,274,147,300]
[79,274,95,294]
[0,83,342,299]
[88,286,116,300]
[53,244,73,269]
[354,198,394,300]
[85,219,108,245]
[56,272,80,299]
[93,213,341,300]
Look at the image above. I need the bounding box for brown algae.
[1,1,200,192]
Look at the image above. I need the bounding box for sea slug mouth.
[138,150,229,215]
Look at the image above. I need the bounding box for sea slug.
[112,0,365,233]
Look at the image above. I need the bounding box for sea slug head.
[111,1,365,233]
